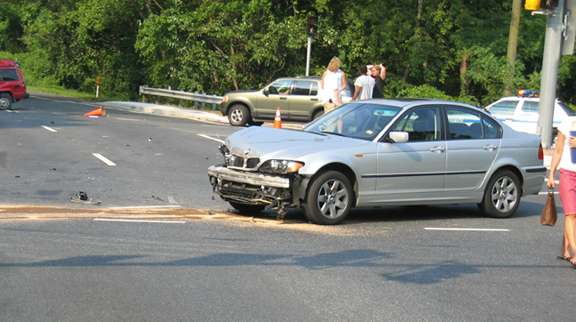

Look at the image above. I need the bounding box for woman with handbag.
[547,117,576,266]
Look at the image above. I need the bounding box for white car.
[485,94,574,135]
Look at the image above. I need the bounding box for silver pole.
[306,36,312,76]
[537,0,564,149]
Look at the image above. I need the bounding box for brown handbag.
[541,188,557,226]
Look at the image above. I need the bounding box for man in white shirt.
[352,64,375,101]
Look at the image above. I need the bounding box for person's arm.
[379,64,387,81]
[321,70,327,89]
[340,72,347,92]
[548,132,565,189]
[352,86,361,101]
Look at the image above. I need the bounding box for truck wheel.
[302,170,353,225]
[478,170,520,218]
[0,93,12,110]
[228,105,250,126]
[229,202,265,214]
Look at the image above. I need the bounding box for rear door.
[288,80,321,121]
[444,106,501,192]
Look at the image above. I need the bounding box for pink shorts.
[559,169,576,215]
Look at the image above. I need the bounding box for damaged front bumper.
[208,165,306,209]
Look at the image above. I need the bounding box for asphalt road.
[1,93,574,321]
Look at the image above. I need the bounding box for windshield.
[559,102,576,116]
[303,103,402,140]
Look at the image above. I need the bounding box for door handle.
[430,146,445,153]
[280,97,288,100]
[483,144,497,151]
[311,98,318,101]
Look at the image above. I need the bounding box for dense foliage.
[1,0,575,107]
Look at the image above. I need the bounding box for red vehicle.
[0,59,29,109]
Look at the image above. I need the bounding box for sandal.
[557,255,573,262]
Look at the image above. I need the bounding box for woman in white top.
[548,116,576,266]
[321,57,347,108]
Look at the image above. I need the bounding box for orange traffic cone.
[85,106,106,117]
[273,107,282,129]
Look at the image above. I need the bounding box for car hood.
[226,126,367,160]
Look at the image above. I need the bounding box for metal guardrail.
[139,86,223,111]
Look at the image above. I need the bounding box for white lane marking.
[108,205,182,210]
[41,125,57,132]
[92,153,116,166]
[198,134,225,144]
[94,218,186,224]
[539,191,558,195]
[116,117,140,121]
[424,227,510,232]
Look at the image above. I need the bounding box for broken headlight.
[259,160,304,174]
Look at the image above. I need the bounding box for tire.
[312,110,324,120]
[0,93,12,110]
[302,170,353,225]
[229,201,265,214]
[478,170,521,218]
[228,104,250,126]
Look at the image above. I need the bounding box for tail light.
[538,143,544,160]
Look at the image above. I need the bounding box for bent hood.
[226,126,368,160]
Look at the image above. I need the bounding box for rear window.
[0,69,19,82]
[293,80,318,96]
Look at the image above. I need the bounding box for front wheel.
[302,170,353,225]
[0,93,12,110]
[228,104,250,126]
[478,170,521,218]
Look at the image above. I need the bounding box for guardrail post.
[167,86,172,105]
[141,85,148,103]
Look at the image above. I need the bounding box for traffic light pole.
[306,35,312,76]
[537,0,564,149]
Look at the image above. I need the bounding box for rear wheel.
[228,104,250,126]
[478,170,521,218]
[229,201,265,214]
[0,93,12,110]
[302,170,353,225]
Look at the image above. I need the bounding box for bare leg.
[566,214,576,265]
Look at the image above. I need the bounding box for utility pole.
[505,0,523,96]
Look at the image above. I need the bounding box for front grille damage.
[209,145,309,219]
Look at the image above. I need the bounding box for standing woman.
[321,57,347,110]
[547,117,576,266]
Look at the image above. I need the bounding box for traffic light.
[524,0,559,10]
[307,16,318,36]
[524,0,541,10]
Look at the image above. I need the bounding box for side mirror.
[386,131,409,143]
[263,89,269,97]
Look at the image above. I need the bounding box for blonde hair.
[327,57,341,72]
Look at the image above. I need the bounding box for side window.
[522,101,539,113]
[482,117,500,139]
[489,101,517,115]
[0,69,19,82]
[293,81,316,96]
[392,107,441,142]
[268,80,292,95]
[446,107,481,139]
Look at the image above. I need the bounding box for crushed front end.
[208,144,308,214]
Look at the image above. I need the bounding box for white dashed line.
[198,134,225,144]
[92,153,116,166]
[94,218,186,224]
[424,227,510,232]
[41,125,57,132]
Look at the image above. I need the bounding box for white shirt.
[354,75,375,100]
[558,116,576,171]
[322,69,343,103]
